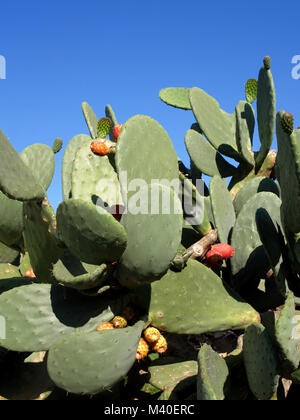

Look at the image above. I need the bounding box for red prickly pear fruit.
[205,251,224,268]
[210,243,235,259]
[109,204,125,221]
[25,268,36,278]
[113,124,123,141]
[90,141,110,156]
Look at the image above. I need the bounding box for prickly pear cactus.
[0,56,299,400]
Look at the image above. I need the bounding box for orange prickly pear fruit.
[143,327,161,344]
[25,268,36,278]
[112,316,127,329]
[113,124,123,141]
[96,322,114,331]
[136,338,149,360]
[90,141,110,156]
[151,335,168,354]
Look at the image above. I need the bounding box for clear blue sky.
[1,0,300,210]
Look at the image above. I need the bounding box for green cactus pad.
[115,115,179,202]
[23,199,63,283]
[159,87,192,110]
[245,79,258,104]
[47,321,144,394]
[276,111,300,233]
[82,102,98,139]
[52,249,112,290]
[274,292,300,372]
[0,283,129,352]
[117,183,183,289]
[61,134,91,201]
[71,141,123,208]
[97,117,112,139]
[56,199,127,265]
[185,129,237,178]
[0,130,45,201]
[197,344,229,400]
[0,242,19,264]
[0,263,20,279]
[0,191,23,247]
[235,101,255,167]
[210,176,236,244]
[256,208,287,297]
[134,260,260,334]
[105,104,118,141]
[243,323,279,400]
[20,144,55,191]
[233,176,280,216]
[52,138,63,154]
[189,88,240,161]
[149,361,197,392]
[230,192,282,288]
[255,60,276,167]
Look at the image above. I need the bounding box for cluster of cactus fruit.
[0,56,300,400]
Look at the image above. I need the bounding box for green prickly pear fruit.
[281,112,294,135]
[263,56,271,70]
[52,138,63,154]
[97,117,112,138]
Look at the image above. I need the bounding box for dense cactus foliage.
[0,57,299,400]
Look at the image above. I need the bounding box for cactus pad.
[0,130,45,201]
[47,321,144,394]
[159,87,192,110]
[197,344,229,400]
[243,323,279,400]
[134,260,260,334]
[56,199,127,265]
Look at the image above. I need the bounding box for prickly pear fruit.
[263,56,271,70]
[136,338,149,360]
[281,112,294,135]
[143,327,161,344]
[96,322,114,331]
[52,138,63,154]
[90,141,110,156]
[151,335,167,354]
[209,244,235,259]
[24,268,36,278]
[97,117,112,138]
[205,252,223,268]
[112,316,127,329]
[113,124,123,141]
